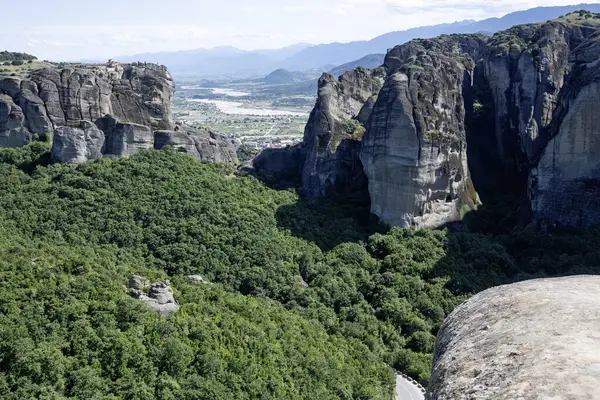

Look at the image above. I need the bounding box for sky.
[0,0,598,60]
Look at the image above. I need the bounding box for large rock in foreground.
[427,276,600,400]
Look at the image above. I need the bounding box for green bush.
[0,144,599,394]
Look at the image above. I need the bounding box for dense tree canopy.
[0,51,37,63]
[1,143,599,398]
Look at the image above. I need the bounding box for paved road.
[396,374,425,400]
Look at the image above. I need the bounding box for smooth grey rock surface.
[531,74,600,227]
[427,276,600,400]
[51,121,105,164]
[0,63,174,149]
[96,115,153,157]
[130,282,180,315]
[361,35,484,228]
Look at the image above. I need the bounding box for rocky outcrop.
[249,12,600,229]
[301,68,385,197]
[128,277,180,315]
[51,121,105,164]
[479,17,596,197]
[0,95,33,148]
[187,275,208,285]
[427,276,600,400]
[1,63,239,166]
[95,115,154,158]
[361,35,484,228]
[154,127,238,164]
[29,64,174,131]
[530,58,600,227]
[242,144,305,189]
[0,63,174,148]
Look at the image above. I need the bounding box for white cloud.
[2,0,599,60]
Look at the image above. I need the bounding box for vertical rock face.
[249,12,600,229]
[96,115,154,158]
[0,63,175,149]
[51,121,105,164]
[361,36,484,228]
[427,276,600,400]
[480,21,587,195]
[30,64,175,131]
[530,63,600,227]
[0,95,34,148]
[154,127,238,164]
[301,68,385,197]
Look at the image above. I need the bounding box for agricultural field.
[173,77,317,150]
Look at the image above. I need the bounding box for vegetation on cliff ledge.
[1,144,600,398]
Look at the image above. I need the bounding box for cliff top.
[0,59,168,81]
[428,276,600,399]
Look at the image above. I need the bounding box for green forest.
[0,51,37,63]
[1,143,600,399]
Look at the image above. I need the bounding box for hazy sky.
[1,0,597,60]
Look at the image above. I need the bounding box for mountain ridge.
[118,4,600,77]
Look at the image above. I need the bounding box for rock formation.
[250,11,600,229]
[51,121,105,164]
[187,275,208,285]
[361,35,484,228]
[29,64,174,130]
[0,94,34,147]
[95,115,154,158]
[0,62,239,165]
[155,127,238,164]
[427,276,600,400]
[128,277,180,315]
[527,15,600,227]
[301,68,385,197]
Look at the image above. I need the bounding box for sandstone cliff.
[301,68,385,197]
[249,11,600,229]
[361,35,484,228]
[527,13,600,227]
[0,63,175,138]
[427,276,600,400]
[477,13,600,200]
[1,62,238,165]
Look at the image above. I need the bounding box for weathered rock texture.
[245,68,384,196]
[30,63,175,130]
[0,94,34,147]
[251,12,600,229]
[301,68,385,197]
[155,127,238,164]
[526,15,600,227]
[427,276,600,400]
[362,35,485,228]
[51,121,105,164]
[95,115,154,158]
[1,62,239,165]
[0,63,174,145]
[129,278,180,315]
[242,144,305,189]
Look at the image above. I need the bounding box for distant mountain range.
[117,3,600,78]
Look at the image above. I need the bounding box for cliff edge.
[427,276,600,400]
